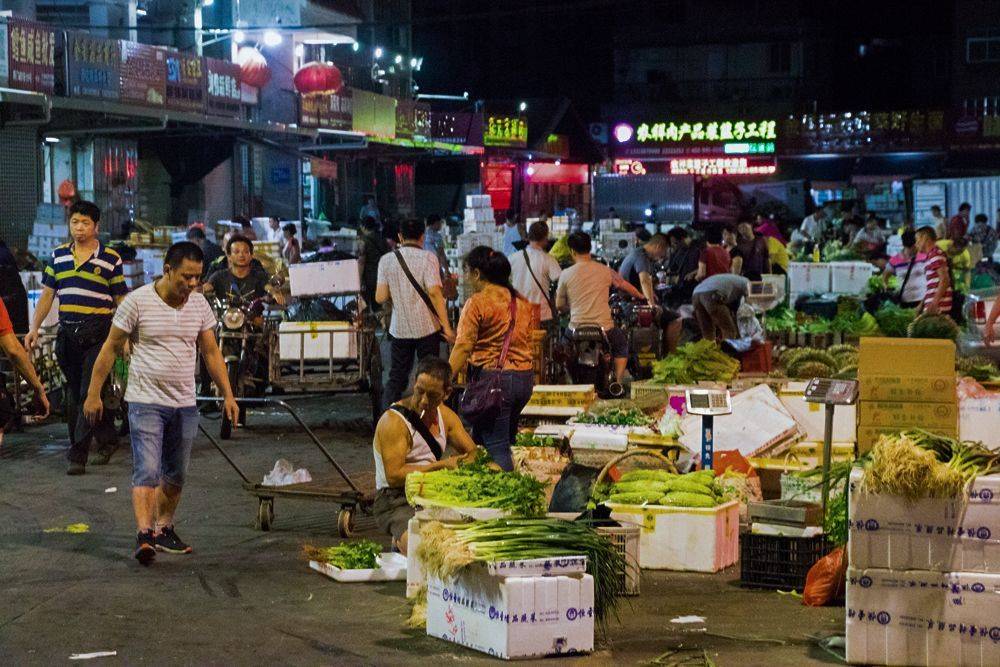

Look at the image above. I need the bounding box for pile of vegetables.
[416,518,627,625]
[514,432,560,448]
[956,355,999,382]
[604,469,726,508]
[650,340,740,385]
[874,302,917,338]
[575,405,653,427]
[766,301,879,337]
[862,430,1000,500]
[405,449,547,517]
[822,240,864,262]
[908,313,960,341]
[868,273,898,296]
[829,299,881,336]
[779,345,858,380]
[303,539,381,569]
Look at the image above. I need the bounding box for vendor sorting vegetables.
[372,358,478,554]
[690,273,750,342]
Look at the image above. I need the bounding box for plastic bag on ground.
[802,547,847,607]
[263,459,312,486]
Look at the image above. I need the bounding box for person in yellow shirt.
[754,217,789,274]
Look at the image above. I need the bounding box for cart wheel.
[337,508,355,538]
[256,498,274,531]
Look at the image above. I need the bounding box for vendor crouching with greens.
[372,357,477,554]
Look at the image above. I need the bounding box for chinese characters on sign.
[205,57,242,117]
[484,115,528,148]
[781,110,946,152]
[7,19,57,94]
[67,34,121,100]
[120,42,166,106]
[669,157,776,176]
[165,52,204,112]
[634,120,777,144]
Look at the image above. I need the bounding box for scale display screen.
[804,378,858,405]
[685,389,732,416]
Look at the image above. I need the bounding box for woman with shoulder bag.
[449,247,538,471]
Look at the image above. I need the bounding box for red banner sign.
[7,19,57,93]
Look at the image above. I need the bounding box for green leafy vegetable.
[303,539,381,569]
[650,340,740,385]
[874,302,918,338]
[575,405,653,427]
[514,432,559,448]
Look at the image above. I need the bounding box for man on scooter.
[555,232,646,386]
[618,233,683,354]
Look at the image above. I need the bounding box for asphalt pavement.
[0,394,843,665]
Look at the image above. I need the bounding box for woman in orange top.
[449,246,539,470]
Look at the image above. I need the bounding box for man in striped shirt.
[915,226,952,316]
[25,201,128,474]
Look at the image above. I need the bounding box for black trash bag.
[547,463,602,513]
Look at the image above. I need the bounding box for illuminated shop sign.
[616,119,777,144]
[614,159,647,175]
[484,115,528,148]
[723,141,774,154]
[669,157,776,176]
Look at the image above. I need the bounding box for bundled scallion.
[302,539,381,569]
[416,518,627,626]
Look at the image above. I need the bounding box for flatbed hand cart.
[199,396,372,536]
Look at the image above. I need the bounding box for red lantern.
[293,61,343,96]
[237,46,271,88]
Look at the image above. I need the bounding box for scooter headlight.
[223,307,245,330]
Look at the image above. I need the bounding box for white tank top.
[374,407,446,490]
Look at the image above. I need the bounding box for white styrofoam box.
[567,424,631,452]
[463,220,497,234]
[20,271,44,291]
[463,207,495,223]
[598,231,637,259]
[134,247,165,281]
[959,395,1000,449]
[830,261,877,295]
[457,232,503,255]
[845,566,1000,667]
[278,321,357,360]
[26,290,60,328]
[309,553,408,582]
[32,221,66,238]
[598,218,625,232]
[848,468,1000,573]
[788,262,832,295]
[466,194,492,209]
[36,202,65,222]
[779,385,857,442]
[288,259,360,296]
[606,500,740,572]
[123,259,144,277]
[427,569,594,659]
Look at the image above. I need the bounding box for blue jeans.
[467,368,534,471]
[128,403,199,488]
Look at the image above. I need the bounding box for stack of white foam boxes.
[28,204,66,258]
[846,468,1000,666]
[463,194,496,233]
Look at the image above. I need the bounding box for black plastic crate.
[740,533,830,592]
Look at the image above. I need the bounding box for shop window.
[967,37,1000,63]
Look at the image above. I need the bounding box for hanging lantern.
[57,179,77,205]
[237,46,271,88]
[293,61,343,96]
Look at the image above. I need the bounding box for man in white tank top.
[372,357,477,554]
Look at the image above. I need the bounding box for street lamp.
[394,54,402,64]
[263,30,282,47]
[374,46,383,59]
[519,101,527,112]
[233,29,245,44]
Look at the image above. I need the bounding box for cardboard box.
[857,426,958,455]
[858,401,958,430]
[858,338,956,378]
[426,567,594,659]
[845,566,1000,666]
[860,375,957,403]
[848,469,1000,573]
[779,390,857,442]
[288,259,360,296]
[607,500,740,572]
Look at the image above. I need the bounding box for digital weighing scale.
[684,389,732,469]
[804,377,859,515]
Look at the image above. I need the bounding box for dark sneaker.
[154,526,193,554]
[89,447,115,466]
[67,462,86,476]
[134,530,156,566]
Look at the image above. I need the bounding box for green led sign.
[634,119,777,143]
[724,142,775,154]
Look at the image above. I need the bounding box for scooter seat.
[568,326,607,343]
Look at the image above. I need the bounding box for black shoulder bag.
[460,295,516,422]
[522,249,557,317]
[390,403,443,460]
[393,248,444,334]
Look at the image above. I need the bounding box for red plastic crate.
[739,341,773,374]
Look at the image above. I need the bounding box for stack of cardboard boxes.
[27,204,67,259]
[856,338,957,454]
[463,194,496,233]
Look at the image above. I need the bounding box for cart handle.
[195,396,364,495]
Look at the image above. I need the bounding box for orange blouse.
[456,284,539,371]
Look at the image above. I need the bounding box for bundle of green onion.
[302,539,381,569]
[416,518,627,626]
[405,450,547,517]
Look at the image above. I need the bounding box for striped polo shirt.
[42,242,128,323]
